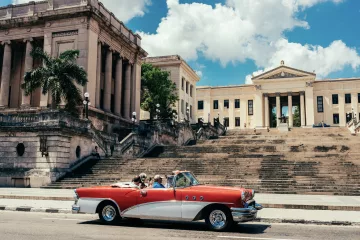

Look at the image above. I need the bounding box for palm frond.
[31,47,52,66]
[59,50,80,62]
[60,62,88,86]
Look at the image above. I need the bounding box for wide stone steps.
[45,127,360,195]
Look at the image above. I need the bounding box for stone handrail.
[118,132,136,154]
[216,123,227,136]
[0,0,141,46]
[0,110,89,130]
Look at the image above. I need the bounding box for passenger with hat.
[152,175,165,188]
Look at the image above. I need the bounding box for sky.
[3,0,360,87]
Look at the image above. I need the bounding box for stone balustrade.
[0,110,89,129]
[0,0,141,46]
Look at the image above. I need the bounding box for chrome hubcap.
[102,205,116,222]
[209,210,227,229]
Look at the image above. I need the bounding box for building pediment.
[252,64,316,81]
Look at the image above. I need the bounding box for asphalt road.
[0,211,359,240]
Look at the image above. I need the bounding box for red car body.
[72,171,262,231]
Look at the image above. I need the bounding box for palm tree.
[21,47,88,116]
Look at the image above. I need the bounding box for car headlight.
[241,191,245,201]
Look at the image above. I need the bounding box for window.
[224,117,229,127]
[181,100,184,114]
[358,93,360,103]
[248,100,253,115]
[332,94,338,105]
[235,117,240,127]
[224,100,229,109]
[317,96,324,113]
[346,112,352,123]
[198,100,204,110]
[190,105,193,118]
[213,100,218,109]
[181,78,184,90]
[186,82,189,94]
[235,99,240,108]
[345,93,351,104]
[190,85,193,97]
[333,114,339,124]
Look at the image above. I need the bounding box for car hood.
[189,185,245,192]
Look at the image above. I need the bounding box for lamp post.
[131,111,137,131]
[131,111,137,124]
[155,103,160,120]
[83,92,91,119]
[186,106,190,121]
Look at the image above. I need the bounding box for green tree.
[293,106,301,127]
[141,63,179,119]
[270,110,277,128]
[21,48,87,117]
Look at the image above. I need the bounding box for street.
[0,211,359,240]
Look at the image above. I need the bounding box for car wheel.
[98,202,120,224]
[205,207,233,231]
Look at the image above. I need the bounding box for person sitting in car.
[152,175,165,188]
[132,176,146,189]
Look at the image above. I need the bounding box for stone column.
[124,62,132,119]
[0,41,12,108]
[300,91,306,126]
[288,92,293,127]
[264,93,269,128]
[95,41,102,109]
[114,56,123,116]
[103,48,112,112]
[276,92,281,127]
[21,38,34,108]
[130,63,135,118]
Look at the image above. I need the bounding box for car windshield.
[174,172,200,188]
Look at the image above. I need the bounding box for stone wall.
[0,130,102,188]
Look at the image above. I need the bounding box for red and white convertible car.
[72,171,262,231]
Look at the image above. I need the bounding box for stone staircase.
[44,127,360,196]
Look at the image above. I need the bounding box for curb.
[0,206,71,214]
[0,207,359,226]
[256,218,360,226]
[0,195,73,201]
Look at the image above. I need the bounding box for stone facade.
[142,55,200,123]
[0,111,105,187]
[197,62,360,129]
[0,0,147,131]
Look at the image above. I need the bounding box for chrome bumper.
[72,205,80,214]
[231,203,263,222]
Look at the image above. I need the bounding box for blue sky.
[3,0,360,86]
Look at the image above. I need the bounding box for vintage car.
[72,171,262,231]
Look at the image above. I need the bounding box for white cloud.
[139,0,359,84]
[195,70,203,77]
[11,0,151,23]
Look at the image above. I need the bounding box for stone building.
[0,0,148,187]
[0,0,147,131]
[143,55,200,123]
[196,61,360,129]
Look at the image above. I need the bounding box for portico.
[0,0,147,132]
[196,61,360,130]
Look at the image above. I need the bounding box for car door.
[135,188,182,220]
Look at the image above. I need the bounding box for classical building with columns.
[0,0,147,131]
[142,55,200,123]
[196,61,360,129]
